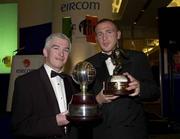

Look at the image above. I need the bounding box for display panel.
[0,3,18,74]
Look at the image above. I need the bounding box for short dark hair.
[95,18,119,31]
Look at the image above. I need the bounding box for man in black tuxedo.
[11,33,77,139]
[86,19,160,139]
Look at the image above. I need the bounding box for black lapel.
[39,66,60,113]
[120,51,132,73]
[98,53,110,80]
[63,75,73,104]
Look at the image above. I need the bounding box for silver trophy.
[68,61,101,123]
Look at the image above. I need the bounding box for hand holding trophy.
[104,45,130,95]
[67,61,101,124]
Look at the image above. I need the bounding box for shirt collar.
[44,64,63,78]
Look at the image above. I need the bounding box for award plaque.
[103,45,130,95]
[67,61,101,123]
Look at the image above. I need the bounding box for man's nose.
[102,33,108,40]
[59,50,64,57]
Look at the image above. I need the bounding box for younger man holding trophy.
[86,18,160,139]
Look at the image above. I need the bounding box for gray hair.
[44,33,71,52]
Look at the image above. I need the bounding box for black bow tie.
[51,70,64,78]
[101,53,111,60]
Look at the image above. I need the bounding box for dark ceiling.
[115,0,173,51]
[119,0,172,27]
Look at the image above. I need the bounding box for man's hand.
[96,82,119,104]
[123,72,140,96]
[56,111,69,126]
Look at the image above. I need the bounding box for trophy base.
[66,114,102,125]
[68,93,102,125]
[103,89,130,96]
[104,75,131,96]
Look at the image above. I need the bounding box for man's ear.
[117,31,121,39]
[43,48,48,57]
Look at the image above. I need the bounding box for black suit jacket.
[86,50,160,139]
[11,66,77,139]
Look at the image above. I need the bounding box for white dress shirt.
[105,57,116,76]
[44,64,67,113]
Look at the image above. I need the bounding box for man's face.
[43,37,70,72]
[95,21,121,54]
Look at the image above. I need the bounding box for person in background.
[11,33,77,139]
[85,18,160,139]
[173,50,180,73]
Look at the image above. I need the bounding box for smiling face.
[43,37,70,72]
[95,21,121,55]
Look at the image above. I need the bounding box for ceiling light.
[167,0,180,7]
[112,0,122,13]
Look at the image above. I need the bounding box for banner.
[85,15,98,43]
[53,0,114,39]
[53,0,117,73]
[6,55,44,112]
[62,17,72,42]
